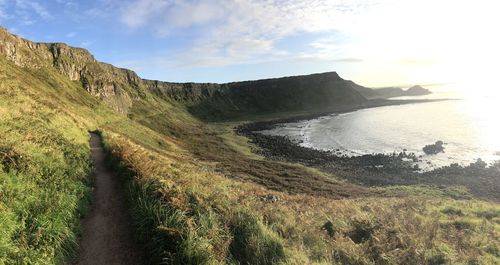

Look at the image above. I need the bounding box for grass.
[1,35,499,264]
[0,58,95,264]
[229,210,287,265]
[98,128,500,264]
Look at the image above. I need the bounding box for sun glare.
[426,1,500,94]
[345,0,500,90]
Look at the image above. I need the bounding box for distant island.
[351,82,432,99]
[405,85,432,96]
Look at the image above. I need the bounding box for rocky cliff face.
[1,27,370,119]
[0,27,137,114]
[147,72,368,120]
[144,80,223,103]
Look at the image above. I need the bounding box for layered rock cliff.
[1,27,139,114]
[146,72,368,119]
[1,27,371,119]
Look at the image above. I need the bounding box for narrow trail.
[76,133,144,265]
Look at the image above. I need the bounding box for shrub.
[475,209,500,220]
[441,207,464,216]
[347,219,379,244]
[229,210,287,265]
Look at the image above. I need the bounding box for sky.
[0,0,499,88]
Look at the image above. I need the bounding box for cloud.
[56,0,78,10]
[66,31,76,38]
[121,0,170,28]
[2,0,53,24]
[0,0,9,19]
[119,0,377,67]
[117,0,500,86]
[296,36,347,61]
[80,41,93,47]
[15,0,52,20]
[80,0,125,19]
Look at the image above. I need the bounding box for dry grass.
[1,48,499,265]
[100,126,500,264]
[0,58,98,264]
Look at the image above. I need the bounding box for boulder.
[423,141,445,155]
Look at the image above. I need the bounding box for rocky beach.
[237,112,500,202]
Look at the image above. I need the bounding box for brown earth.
[76,133,144,265]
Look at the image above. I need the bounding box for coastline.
[236,98,500,202]
[237,98,456,130]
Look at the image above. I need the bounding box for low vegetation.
[0,58,95,264]
[99,129,500,264]
[0,33,499,264]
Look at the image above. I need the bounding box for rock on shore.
[423,141,445,155]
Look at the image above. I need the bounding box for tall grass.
[2,41,499,265]
[100,133,219,264]
[229,210,287,265]
[0,57,114,264]
[100,129,500,265]
[0,96,93,263]
[99,132,294,265]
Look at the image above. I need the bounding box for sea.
[260,85,500,170]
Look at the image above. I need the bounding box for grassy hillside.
[0,28,499,265]
[147,72,367,121]
[0,56,108,263]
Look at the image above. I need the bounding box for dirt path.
[76,133,144,265]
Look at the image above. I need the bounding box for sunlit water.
[261,86,500,170]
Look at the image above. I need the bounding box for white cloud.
[0,0,9,19]
[2,0,53,25]
[119,0,376,67]
[66,31,76,38]
[15,0,52,20]
[121,0,170,28]
[80,41,94,47]
[119,0,500,86]
[57,0,78,10]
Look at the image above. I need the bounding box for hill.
[351,82,431,99]
[148,72,367,120]
[0,27,498,265]
[0,27,383,121]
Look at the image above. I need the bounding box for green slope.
[0,55,106,263]
[1,28,499,265]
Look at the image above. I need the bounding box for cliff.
[147,72,367,120]
[353,84,432,99]
[0,27,144,114]
[1,27,370,120]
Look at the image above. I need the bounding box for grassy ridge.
[0,56,133,264]
[1,32,499,264]
[0,58,96,264]
[99,126,500,264]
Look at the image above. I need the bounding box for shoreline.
[236,98,500,202]
[237,97,457,130]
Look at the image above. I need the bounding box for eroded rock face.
[0,31,49,68]
[49,44,95,81]
[1,27,369,118]
[146,72,368,120]
[0,27,134,115]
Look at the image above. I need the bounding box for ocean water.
[261,86,500,170]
